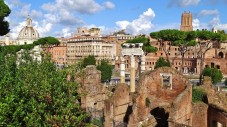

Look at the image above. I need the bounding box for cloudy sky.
[4,0,227,39]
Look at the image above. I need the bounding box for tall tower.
[180,12,193,31]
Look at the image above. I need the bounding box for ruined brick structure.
[201,77,227,127]
[104,83,130,127]
[75,65,107,119]
[127,67,192,127]
[75,66,227,127]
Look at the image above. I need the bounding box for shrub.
[192,88,207,103]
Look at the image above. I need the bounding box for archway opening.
[150,107,169,127]
[218,52,224,58]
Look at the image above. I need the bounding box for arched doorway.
[218,52,224,58]
[150,107,169,127]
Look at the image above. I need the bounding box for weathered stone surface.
[104,83,130,127]
[200,77,227,127]
[128,67,192,127]
[75,65,107,119]
[192,103,208,127]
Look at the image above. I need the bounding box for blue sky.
[4,0,227,38]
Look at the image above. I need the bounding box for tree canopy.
[154,57,170,69]
[150,30,198,46]
[81,55,96,68]
[33,36,60,45]
[0,0,11,36]
[0,53,88,126]
[81,56,113,82]
[0,36,60,56]
[125,36,157,53]
[202,67,223,84]
[97,60,113,82]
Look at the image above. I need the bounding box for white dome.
[17,17,39,45]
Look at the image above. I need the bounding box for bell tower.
[180,11,193,31]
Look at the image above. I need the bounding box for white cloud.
[33,20,53,37]
[115,21,130,30]
[10,21,26,39]
[103,1,115,9]
[153,23,180,32]
[61,28,73,37]
[197,9,219,17]
[168,0,200,7]
[193,19,201,30]
[179,0,200,6]
[116,8,155,35]
[42,0,107,14]
[216,24,227,31]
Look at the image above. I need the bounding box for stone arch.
[150,107,169,127]
[218,52,224,58]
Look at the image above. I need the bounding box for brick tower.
[180,12,193,31]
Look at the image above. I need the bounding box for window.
[160,73,172,90]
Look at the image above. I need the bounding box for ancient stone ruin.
[127,67,192,127]
[75,65,227,127]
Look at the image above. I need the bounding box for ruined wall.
[104,83,130,127]
[208,106,227,127]
[128,67,192,127]
[192,103,208,127]
[201,77,227,127]
[75,65,107,119]
[169,83,192,126]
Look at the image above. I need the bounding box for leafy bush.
[92,118,103,127]
[125,36,157,53]
[202,67,223,84]
[192,88,206,103]
[154,57,170,69]
[0,53,88,126]
[97,60,113,82]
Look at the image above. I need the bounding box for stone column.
[140,55,145,73]
[120,56,125,83]
[130,55,135,92]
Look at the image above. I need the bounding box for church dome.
[17,16,39,45]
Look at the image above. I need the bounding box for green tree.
[125,36,157,54]
[202,67,223,84]
[150,29,184,63]
[82,55,96,68]
[150,30,197,70]
[171,31,197,73]
[0,0,11,36]
[195,30,226,84]
[33,36,60,45]
[0,53,88,126]
[97,59,113,82]
[154,57,170,69]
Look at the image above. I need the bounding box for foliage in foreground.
[192,88,207,103]
[154,57,171,69]
[202,67,223,84]
[0,53,88,126]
